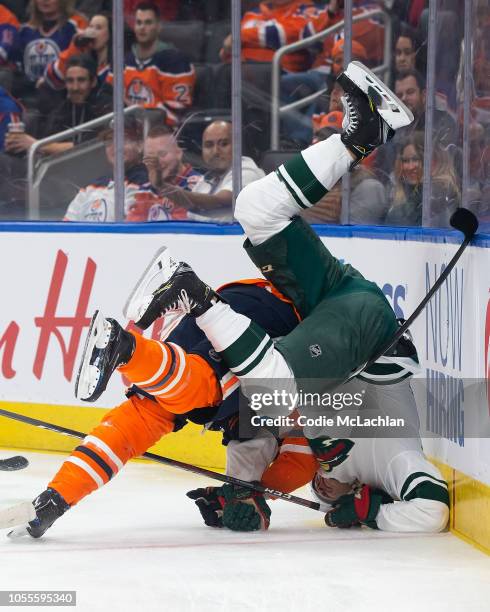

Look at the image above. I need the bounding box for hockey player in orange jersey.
[8,274,300,539]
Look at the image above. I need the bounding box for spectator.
[394,69,457,146]
[123,0,180,27]
[145,120,265,223]
[385,132,460,227]
[45,11,111,89]
[106,1,195,125]
[220,0,322,73]
[63,119,149,222]
[5,54,110,155]
[130,124,202,221]
[302,117,388,225]
[0,3,20,66]
[10,0,87,86]
[393,26,418,76]
[0,84,23,150]
[312,1,386,75]
[281,37,367,146]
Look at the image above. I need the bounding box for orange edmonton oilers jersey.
[313,4,385,71]
[240,1,323,72]
[107,48,195,125]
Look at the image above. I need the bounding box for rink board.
[0,221,489,552]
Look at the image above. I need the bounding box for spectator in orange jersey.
[282,38,367,145]
[312,1,385,74]
[220,0,324,73]
[0,3,20,66]
[106,2,195,125]
[44,11,112,90]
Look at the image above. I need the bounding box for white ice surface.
[1,450,489,612]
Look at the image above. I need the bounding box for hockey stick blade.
[0,456,29,471]
[349,208,479,381]
[0,406,321,512]
[0,501,35,530]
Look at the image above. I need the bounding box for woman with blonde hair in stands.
[11,0,87,88]
[385,131,460,227]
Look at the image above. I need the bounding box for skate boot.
[8,488,70,539]
[75,310,135,402]
[124,246,223,330]
[337,61,414,165]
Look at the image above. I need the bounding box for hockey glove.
[324,484,393,529]
[220,483,271,531]
[186,487,225,528]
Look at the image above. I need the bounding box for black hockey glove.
[186,487,225,528]
[324,484,393,529]
[187,484,271,531]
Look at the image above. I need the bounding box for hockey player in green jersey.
[125,61,419,401]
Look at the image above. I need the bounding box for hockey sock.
[49,395,176,506]
[276,134,352,210]
[118,332,221,414]
[196,302,293,381]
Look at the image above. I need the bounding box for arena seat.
[159,20,206,64]
[203,20,231,64]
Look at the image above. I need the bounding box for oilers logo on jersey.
[24,38,60,81]
[126,78,155,106]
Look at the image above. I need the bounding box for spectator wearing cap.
[5,54,111,156]
[302,114,388,225]
[63,119,149,222]
[281,37,367,146]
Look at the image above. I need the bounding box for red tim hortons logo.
[485,290,490,415]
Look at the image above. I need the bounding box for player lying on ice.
[13,61,448,538]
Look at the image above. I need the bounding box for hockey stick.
[349,208,479,381]
[0,407,321,512]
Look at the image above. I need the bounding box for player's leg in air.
[125,62,416,398]
[15,310,225,539]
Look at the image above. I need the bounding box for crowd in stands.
[0,0,487,228]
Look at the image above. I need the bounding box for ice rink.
[1,449,489,612]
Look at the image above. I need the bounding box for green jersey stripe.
[404,481,450,507]
[276,168,308,210]
[233,338,274,376]
[400,471,448,500]
[282,152,328,205]
[219,321,267,370]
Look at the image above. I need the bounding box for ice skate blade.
[124,246,179,325]
[344,61,414,130]
[75,310,105,401]
[0,501,36,529]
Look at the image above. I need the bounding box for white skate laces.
[341,94,359,136]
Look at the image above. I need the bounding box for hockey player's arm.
[260,437,318,493]
[376,477,449,533]
[377,454,449,533]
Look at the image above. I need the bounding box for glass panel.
[467,0,490,231]
[422,0,462,227]
[1,1,116,221]
[122,0,233,224]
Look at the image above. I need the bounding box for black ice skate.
[75,310,135,402]
[337,61,414,165]
[7,488,70,539]
[124,246,223,330]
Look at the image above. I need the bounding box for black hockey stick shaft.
[350,209,479,380]
[0,407,321,511]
